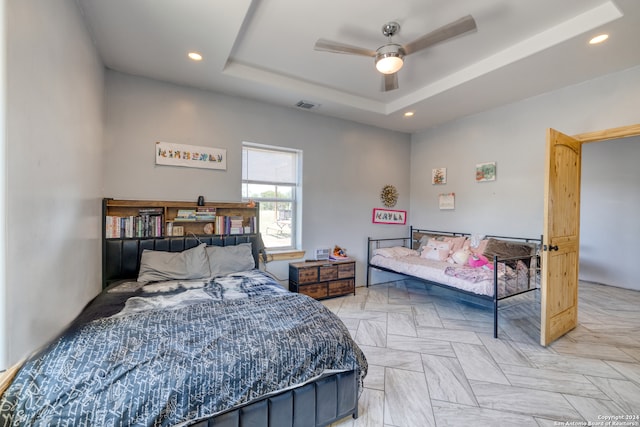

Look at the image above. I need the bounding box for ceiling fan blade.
[314,38,377,57]
[403,15,476,55]
[382,73,398,92]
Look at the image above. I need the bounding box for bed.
[0,235,367,426]
[367,227,541,338]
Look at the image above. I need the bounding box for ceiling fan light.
[376,55,403,74]
[375,44,404,74]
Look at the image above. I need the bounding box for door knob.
[543,245,559,251]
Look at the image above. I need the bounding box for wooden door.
[541,128,582,346]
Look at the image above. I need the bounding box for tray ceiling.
[77,0,640,133]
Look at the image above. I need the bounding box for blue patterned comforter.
[0,270,367,426]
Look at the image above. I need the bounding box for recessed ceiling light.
[404,111,414,117]
[589,34,609,45]
[188,52,203,61]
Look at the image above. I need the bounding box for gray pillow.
[137,243,211,283]
[206,243,255,277]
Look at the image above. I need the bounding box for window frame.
[241,142,302,251]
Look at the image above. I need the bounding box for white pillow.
[450,249,471,265]
[137,243,211,283]
[372,247,397,258]
[393,246,419,257]
[206,243,255,276]
[373,246,417,258]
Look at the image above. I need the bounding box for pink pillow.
[443,236,467,253]
[421,239,451,261]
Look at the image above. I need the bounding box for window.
[242,143,301,250]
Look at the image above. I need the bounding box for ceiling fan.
[314,15,477,91]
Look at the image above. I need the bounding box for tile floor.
[324,280,640,427]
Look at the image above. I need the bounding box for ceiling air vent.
[295,100,320,110]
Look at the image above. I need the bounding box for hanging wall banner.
[155,141,227,170]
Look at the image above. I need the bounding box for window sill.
[265,250,306,262]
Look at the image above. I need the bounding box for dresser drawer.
[297,267,319,284]
[299,283,328,299]
[328,279,354,296]
[289,260,355,300]
[337,262,355,278]
[319,265,338,281]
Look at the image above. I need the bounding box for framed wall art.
[439,193,455,210]
[476,162,496,182]
[372,208,407,225]
[432,168,447,184]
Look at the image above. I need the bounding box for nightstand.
[289,259,355,300]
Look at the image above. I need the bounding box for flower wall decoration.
[380,185,399,207]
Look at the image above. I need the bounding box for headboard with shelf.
[102,198,262,288]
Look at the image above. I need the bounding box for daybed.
[367,227,540,338]
[0,234,367,426]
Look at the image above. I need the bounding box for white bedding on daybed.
[370,248,530,298]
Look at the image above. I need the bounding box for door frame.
[572,123,640,143]
[541,123,640,345]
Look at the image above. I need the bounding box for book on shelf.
[105,212,164,238]
[229,216,243,231]
[105,216,116,238]
[194,208,216,221]
[210,215,255,235]
[138,207,163,214]
[175,209,197,220]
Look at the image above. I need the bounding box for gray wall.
[104,71,412,286]
[0,0,7,368]
[581,137,640,290]
[5,0,104,366]
[410,65,640,291]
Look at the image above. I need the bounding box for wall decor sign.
[476,162,496,182]
[155,141,227,170]
[372,208,407,225]
[432,168,447,185]
[439,193,455,210]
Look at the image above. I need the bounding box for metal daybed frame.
[366,227,541,338]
